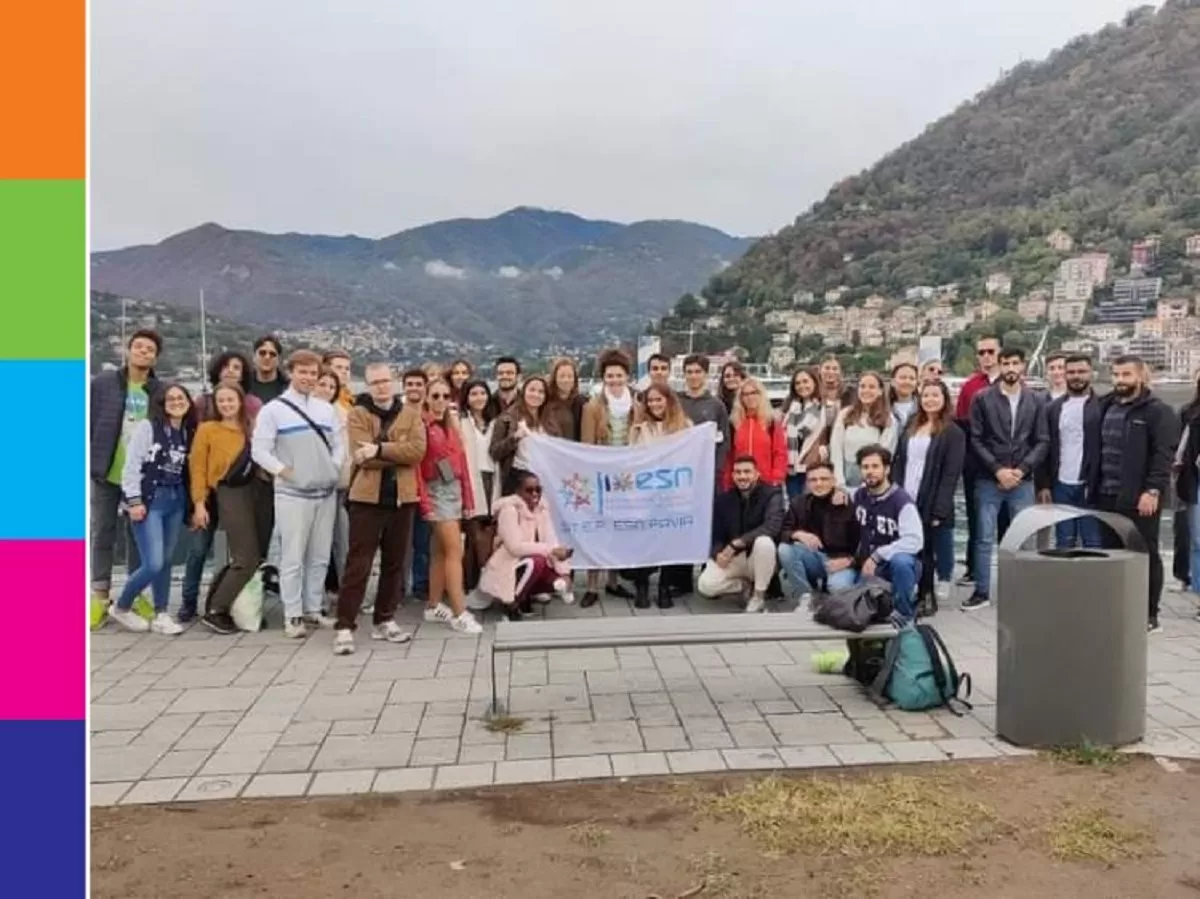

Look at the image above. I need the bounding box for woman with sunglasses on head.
[817,355,854,424]
[888,362,920,432]
[459,379,501,592]
[491,376,559,495]
[189,384,273,634]
[919,359,944,386]
[892,381,965,616]
[829,371,895,487]
[314,367,353,610]
[419,379,483,634]
[480,471,574,619]
[780,366,827,500]
[544,357,587,441]
[625,384,694,608]
[108,383,197,634]
[722,377,787,491]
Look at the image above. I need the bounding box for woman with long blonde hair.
[722,377,787,490]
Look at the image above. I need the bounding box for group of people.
[89,327,1200,651]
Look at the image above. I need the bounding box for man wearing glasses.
[249,335,289,403]
[954,336,1002,588]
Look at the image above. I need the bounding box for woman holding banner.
[579,348,639,608]
[625,384,694,608]
[490,376,559,495]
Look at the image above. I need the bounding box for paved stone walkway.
[90,585,1200,807]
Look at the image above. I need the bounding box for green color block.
[0,179,85,359]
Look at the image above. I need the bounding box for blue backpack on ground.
[869,623,972,714]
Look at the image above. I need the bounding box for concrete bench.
[489,615,896,712]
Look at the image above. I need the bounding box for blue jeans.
[974,478,1035,598]
[1050,481,1101,548]
[410,514,430,596]
[1190,490,1200,592]
[180,522,216,612]
[785,473,807,502]
[876,554,920,620]
[116,484,187,613]
[777,543,857,597]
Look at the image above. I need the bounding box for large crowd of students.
[89,329,1200,651]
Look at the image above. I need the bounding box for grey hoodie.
[251,387,345,499]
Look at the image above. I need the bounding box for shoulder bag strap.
[276,397,332,454]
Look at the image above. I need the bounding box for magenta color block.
[0,541,85,719]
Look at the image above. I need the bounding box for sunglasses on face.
[429,392,451,400]
[977,348,997,356]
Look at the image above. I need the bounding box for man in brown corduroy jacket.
[333,362,427,654]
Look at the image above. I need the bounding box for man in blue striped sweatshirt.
[850,444,924,624]
[252,349,346,638]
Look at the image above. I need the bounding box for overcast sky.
[91,0,1143,250]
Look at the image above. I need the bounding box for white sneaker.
[284,617,308,639]
[150,613,183,636]
[451,611,483,634]
[553,578,576,605]
[794,592,813,613]
[371,621,413,644]
[935,581,951,603]
[108,605,150,633]
[361,603,375,616]
[424,602,454,624]
[745,594,766,614]
[303,613,336,629]
[333,629,355,655]
[531,593,553,605]
[466,589,492,612]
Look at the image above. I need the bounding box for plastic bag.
[231,571,264,632]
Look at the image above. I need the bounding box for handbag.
[221,439,257,488]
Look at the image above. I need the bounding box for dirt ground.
[93,755,1200,899]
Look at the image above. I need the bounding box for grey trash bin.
[995,504,1148,748]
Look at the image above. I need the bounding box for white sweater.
[459,415,500,518]
[830,408,897,487]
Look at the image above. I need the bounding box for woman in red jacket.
[722,377,787,490]
[419,379,482,635]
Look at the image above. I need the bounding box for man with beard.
[1036,354,1102,549]
[850,446,924,624]
[491,357,521,416]
[697,455,784,613]
[963,347,1049,611]
[1089,355,1179,634]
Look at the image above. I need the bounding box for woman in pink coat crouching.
[479,471,574,619]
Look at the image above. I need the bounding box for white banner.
[523,423,716,570]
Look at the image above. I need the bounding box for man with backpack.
[251,349,345,638]
[850,444,924,624]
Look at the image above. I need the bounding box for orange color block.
[0,1,85,178]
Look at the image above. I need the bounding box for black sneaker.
[656,585,675,610]
[579,591,599,609]
[633,584,651,609]
[960,593,991,612]
[200,611,237,635]
[177,604,198,624]
[606,584,634,601]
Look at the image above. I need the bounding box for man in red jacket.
[954,335,1001,586]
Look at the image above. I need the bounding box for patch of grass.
[483,713,527,734]
[688,851,763,899]
[566,822,610,848]
[696,774,995,858]
[1046,806,1151,863]
[1046,741,1128,769]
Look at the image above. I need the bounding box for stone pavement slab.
[90,585,1200,804]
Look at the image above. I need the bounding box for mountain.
[668,1,1200,348]
[90,207,753,351]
